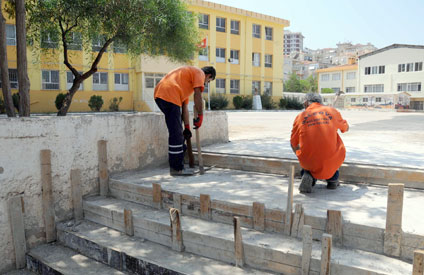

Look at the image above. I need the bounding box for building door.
[142,73,165,112]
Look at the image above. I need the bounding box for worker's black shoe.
[170,168,195,176]
[326,180,340,190]
[299,170,314,193]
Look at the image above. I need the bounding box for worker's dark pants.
[155,98,185,171]
[301,169,339,183]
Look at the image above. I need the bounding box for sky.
[208,0,424,50]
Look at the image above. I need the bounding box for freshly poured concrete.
[112,167,424,235]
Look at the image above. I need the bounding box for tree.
[0,0,16,117]
[284,73,302,93]
[16,0,30,116]
[307,75,317,93]
[25,0,199,116]
[299,79,310,93]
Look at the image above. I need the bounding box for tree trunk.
[16,0,30,116]
[0,0,16,117]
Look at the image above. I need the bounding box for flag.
[199,36,208,48]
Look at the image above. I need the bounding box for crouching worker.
[154,66,216,176]
[290,93,349,193]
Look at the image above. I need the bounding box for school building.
[1,0,289,113]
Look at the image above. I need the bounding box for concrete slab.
[112,167,424,235]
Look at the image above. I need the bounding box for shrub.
[55,93,66,111]
[12,93,19,112]
[109,96,123,112]
[321,88,334,94]
[0,97,5,114]
[261,94,276,110]
[88,95,104,112]
[241,95,252,109]
[279,97,287,109]
[286,97,303,110]
[233,95,243,109]
[208,93,228,110]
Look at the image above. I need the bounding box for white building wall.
[319,71,342,92]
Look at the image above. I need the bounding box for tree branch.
[60,19,79,77]
[81,37,114,80]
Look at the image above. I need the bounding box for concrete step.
[57,220,271,275]
[26,243,124,275]
[83,196,412,275]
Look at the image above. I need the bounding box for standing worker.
[290,93,349,193]
[154,66,216,176]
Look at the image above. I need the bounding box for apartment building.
[317,64,358,94]
[1,0,289,113]
[283,30,304,55]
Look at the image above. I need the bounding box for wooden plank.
[98,140,109,196]
[265,208,285,222]
[234,217,244,267]
[124,209,134,236]
[252,202,265,231]
[320,233,332,275]
[413,250,424,275]
[292,203,304,238]
[326,210,343,246]
[40,149,56,242]
[173,193,182,213]
[384,183,404,257]
[8,196,27,269]
[301,225,312,275]
[284,165,295,235]
[200,194,211,220]
[152,183,162,209]
[70,169,83,221]
[211,200,250,216]
[169,208,184,252]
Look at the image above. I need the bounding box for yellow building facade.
[1,0,289,113]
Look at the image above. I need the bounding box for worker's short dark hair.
[202,66,216,80]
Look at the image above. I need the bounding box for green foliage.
[12,93,19,112]
[0,98,5,114]
[109,97,123,112]
[261,94,276,110]
[25,0,199,62]
[241,95,252,110]
[307,75,318,92]
[299,79,310,93]
[208,94,228,110]
[232,96,243,109]
[88,95,103,111]
[279,97,303,110]
[284,73,315,93]
[321,88,335,94]
[55,93,66,111]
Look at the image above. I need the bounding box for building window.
[230,50,239,64]
[332,87,340,93]
[144,73,165,89]
[265,27,273,40]
[216,78,226,93]
[216,48,226,63]
[115,73,129,91]
[376,97,382,103]
[363,98,368,103]
[0,68,18,89]
[216,17,226,32]
[66,32,82,51]
[264,81,272,95]
[252,24,261,38]
[66,71,83,90]
[231,20,239,35]
[379,66,385,74]
[230,79,240,94]
[415,62,423,71]
[399,62,422,72]
[113,40,127,53]
[371,66,378,74]
[199,14,209,29]
[397,82,421,92]
[252,53,260,67]
[42,70,59,90]
[252,81,261,95]
[351,98,356,103]
[398,64,406,72]
[346,87,355,93]
[364,84,384,93]
[93,72,108,91]
[265,54,272,68]
[406,63,414,72]
[199,47,209,61]
[41,31,59,49]
[6,24,16,46]
[92,35,106,52]
[332,73,341,81]
[365,66,384,75]
[346,72,356,80]
[321,74,329,81]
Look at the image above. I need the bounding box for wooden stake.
[301,225,312,275]
[70,169,83,221]
[9,196,27,269]
[169,208,184,252]
[98,140,109,196]
[41,149,56,242]
[384,183,404,257]
[152,183,162,209]
[320,233,332,275]
[413,250,424,275]
[326,210,343,246]
[253,202,265,231]
[193,108,204,174]
[173,193,182,213]
[284,165,295,235]
[234,217,244,267]
[291,203,304,238]
[200,194,211,220]
[124,209,134,236]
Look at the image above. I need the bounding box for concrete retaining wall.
[0,111,228,273]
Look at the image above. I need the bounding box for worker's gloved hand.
[193,114,203,129]
[183,124,192,139]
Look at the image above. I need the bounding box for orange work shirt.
[154,66,205,107]
[290,103,349,180]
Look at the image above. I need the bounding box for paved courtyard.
[204,110,424,169]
